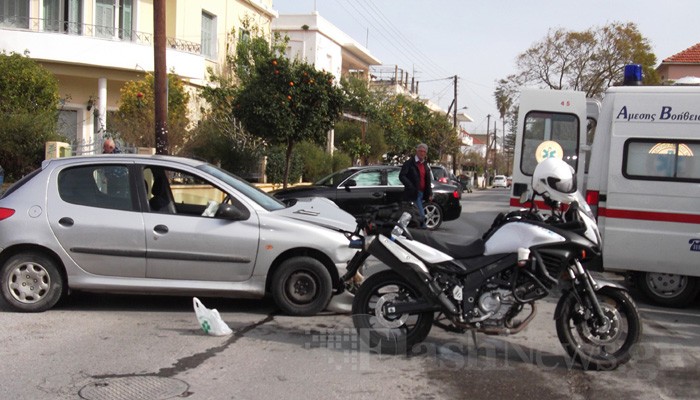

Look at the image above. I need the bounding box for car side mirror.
[215,203,249,221]
[281,198,297,207]
[343,179,357,192]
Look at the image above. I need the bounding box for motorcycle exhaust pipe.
[383,299,442,317]
[479,303,537,335]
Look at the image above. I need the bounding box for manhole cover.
[79,376,189,400]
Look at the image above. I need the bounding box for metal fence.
[0,16,201,55]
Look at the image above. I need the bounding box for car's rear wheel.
[1,252,64,312]
[271,256,333,316]
[423,202,443,230]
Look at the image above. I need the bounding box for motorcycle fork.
[569,260,607,323]
[341,250,370,282]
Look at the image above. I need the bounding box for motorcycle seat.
[410,230,485,259]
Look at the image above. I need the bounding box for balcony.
[0,16,206,80]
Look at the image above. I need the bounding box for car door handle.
[371,192,385,198]
[153,224,169,234]
[58,217,74,227]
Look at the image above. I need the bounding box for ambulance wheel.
[635,272,700,308]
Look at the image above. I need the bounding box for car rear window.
[0,168,42,199]
[58,165,135,211]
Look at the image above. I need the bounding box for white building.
[271,12,380,82]
[0,0,277,154]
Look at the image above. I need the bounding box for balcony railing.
[0,16,201,55]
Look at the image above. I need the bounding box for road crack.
[91,313,276,380]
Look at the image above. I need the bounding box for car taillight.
[585,190,599,219]
[452,190,460,199]
[0,208,15,221]
[439,177,448,183]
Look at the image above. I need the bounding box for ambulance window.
[623,140,700,182]
[584,117,597,174]
[520,111,580,176]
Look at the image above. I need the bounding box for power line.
[353,0,450,78]
[332,1,413,67]
[338,0,447,81]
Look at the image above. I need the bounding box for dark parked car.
[457,173,474,193]
[271,165,462,230]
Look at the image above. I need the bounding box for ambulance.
[510,72,700,307]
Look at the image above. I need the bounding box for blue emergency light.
[623,64,643,85]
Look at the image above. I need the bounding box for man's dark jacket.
[399,157,432,202]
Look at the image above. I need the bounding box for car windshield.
[197,164,285,211]
[314,169,357,186]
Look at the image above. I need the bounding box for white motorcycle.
[350,158,641,370]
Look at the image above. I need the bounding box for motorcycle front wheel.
[556,287,641,370]
[352,270,434,354]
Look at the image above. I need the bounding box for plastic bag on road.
[193,297,233,336]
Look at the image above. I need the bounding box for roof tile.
[663,43,700,63]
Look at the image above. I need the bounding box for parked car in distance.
[271,165,462,230]
[0,155,358,315]
[457,174,474,193]
[430,164,464,193]
[492,174,509,188]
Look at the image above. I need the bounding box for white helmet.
[532,157,577,203]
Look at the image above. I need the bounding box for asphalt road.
[1,188,698,399]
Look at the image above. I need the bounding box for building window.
[238,27,250,43]
[201,12,217,59]
[58,109,79,143]
[119,0,133,40]
[1,0,29,28]
[44,0,83,34]
[95,0,115,38]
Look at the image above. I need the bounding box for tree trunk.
[283,141,295,189]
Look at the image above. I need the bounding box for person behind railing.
[102,138,121,154]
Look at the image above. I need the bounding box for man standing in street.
[400,143,433,228]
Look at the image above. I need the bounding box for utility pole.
[493,119,498,174]
[484,114,491,172]
[452,75,458,174]
[484,114,491,186]
[453,75,458,129]
[154,0,169,155]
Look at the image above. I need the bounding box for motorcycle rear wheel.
[352,270,434,354]
[556,287,641,370]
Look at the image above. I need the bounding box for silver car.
[0,155,357,315]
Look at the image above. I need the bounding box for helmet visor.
[547,175,577,194]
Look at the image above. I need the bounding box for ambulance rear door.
[510,89,588,208]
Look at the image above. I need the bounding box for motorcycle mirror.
[398,211,412,228]
[519,189,533,205]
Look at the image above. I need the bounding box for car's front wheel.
[271,256,333,316]
[423,202,443,230]
[1,252,64,312]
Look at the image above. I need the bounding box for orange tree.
[231,34,345,188]
[108,72,190,153]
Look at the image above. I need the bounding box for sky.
[271,0,700,135]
